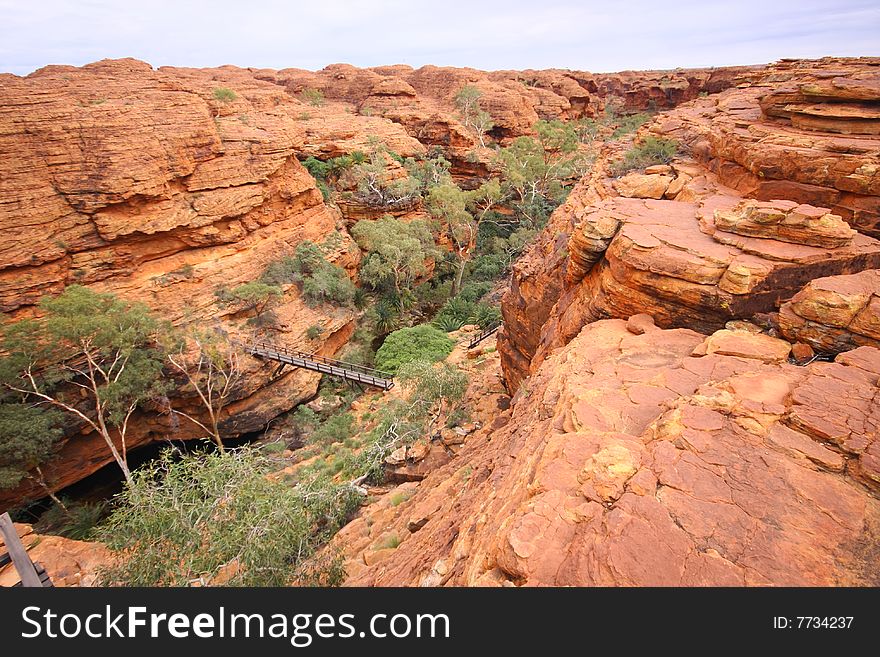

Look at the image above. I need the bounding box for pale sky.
[1,0,878,76]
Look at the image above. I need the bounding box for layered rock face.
[0,59,365,504]
[337,319,880,586]
[255,63,749,180]
[500,58,880,391]
[777,269,880,353]
[655,57,880,236]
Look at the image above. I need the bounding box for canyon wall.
[0,58,746,506]
[499,57,880,391]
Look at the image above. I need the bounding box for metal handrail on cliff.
[240,341,395,391]
[467,323,502,350]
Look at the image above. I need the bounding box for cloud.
[0,0,877,75]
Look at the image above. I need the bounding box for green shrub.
[260,440,286,454]
[472,303,502,329]
[311,412,355,446]
[389,492,411,507]
[375,325,455,375]
[299,88,325,106]
[260,242,355,307]
[34,499,107,540]
[432,296,473,332]
[212,87,237,103]
[611,112,651,139]
[446,407,472,428]
[376,534,401,550]
[306,324,324,341]
[610,136,678,177]
[97,447,362,586]
[433,313,466,333]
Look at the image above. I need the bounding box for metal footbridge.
[242,341,395,390]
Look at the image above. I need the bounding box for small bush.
[610,136,678,177]
[260,440,286,454]
[375,325,455,375]
[306,324,324,341]
[472,303,502,330]
[34,499,107,541]
[611,112,651,139]
[376,534,401,550]
[260,242,355,308]
[389,491,410,507]
[97,448,362,586]
[212,87,237,103]
[300,88,325,107]
[311,412,355,446]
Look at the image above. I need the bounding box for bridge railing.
[244,341,394,380]
[467,323,502,349]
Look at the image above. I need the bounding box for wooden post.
[0,512,42,587]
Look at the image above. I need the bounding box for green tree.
[426,183,475,294]
[165,330,242,454]
[352,216,437,301]
[223,282,282,315]
[349,146,422,206]
[0,286,165,484]
[454,85,494,147]
[0,403,62,490]
[98,447,362,586]
[374,324,455,375]
[397,360,468,436]
[494,119,590,225]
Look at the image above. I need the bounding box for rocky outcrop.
[0,521,109,587]
[255,63,749,182]
[500,58,880,390]
[655,57,880,237]
[335,319,880,586]
[777,269,880,353]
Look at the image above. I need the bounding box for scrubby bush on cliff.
[212,87,237,103]
[374,324,455,375]
[260,241,356,308]
[218,281,282,315]
[0,285,166,485]
[610,136,678,176]
[611,112,651,139]
[98,446,362,586]
[299,88,325,106]
[454,85,494,147]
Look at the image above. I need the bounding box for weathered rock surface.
[500,58,880,391]
[255,63,749,181]
[654,57,880,236]
[336,319,880,586]
[777,269,880,353]
[0,59,361,505]
[0,522,110,587]
[714,199,856,248]
[526,192,880,380]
